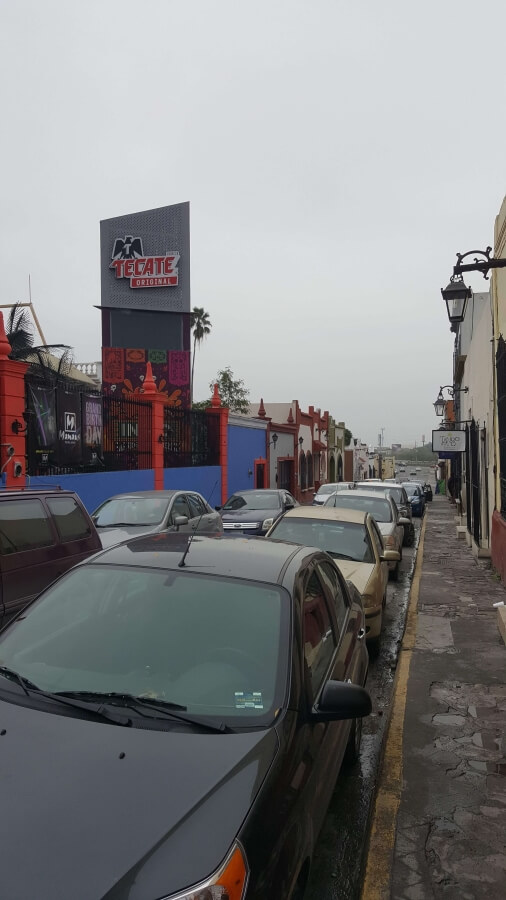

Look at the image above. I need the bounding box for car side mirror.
[312,680,372,722]
[381,549,400,562]
[173,515,189,530]
[215,505,222,511]
[398,517,411,527]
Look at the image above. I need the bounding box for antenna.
[178,480,220,568]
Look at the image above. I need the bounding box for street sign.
[432,429,466,453]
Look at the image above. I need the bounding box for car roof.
[227,489,285,496]
[281,506,367,525]
[332,489,393,502]
[0,488,78,498]
[89,533,312,584]
[101,490,187,501]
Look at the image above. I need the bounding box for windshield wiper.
[56,691,233,732]
[0,668,131,725]
[0,665,39,695]
[96,522,135,528]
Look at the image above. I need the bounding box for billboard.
[432,430,466,453]
[100,201,190,313]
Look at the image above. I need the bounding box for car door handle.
[357,628,366,641]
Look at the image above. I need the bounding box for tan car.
[266,506,399,644]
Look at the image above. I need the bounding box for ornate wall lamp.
[441,247,506,326]
[433,385,468,417]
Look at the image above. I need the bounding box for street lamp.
[441,247,506,326]
[433,385,468,417]
[441,276,472,325]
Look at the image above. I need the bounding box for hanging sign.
[432,429,466,453]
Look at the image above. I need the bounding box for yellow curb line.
[361,513,428,900]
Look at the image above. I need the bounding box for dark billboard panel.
[57,389,82,466]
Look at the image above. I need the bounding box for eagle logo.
[111,236,144,261]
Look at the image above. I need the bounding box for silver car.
[312,482,355,505]
[92,490,223,548]
[352,482,415,547]
[324,489,407,580]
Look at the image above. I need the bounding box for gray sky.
[1,0,505,446]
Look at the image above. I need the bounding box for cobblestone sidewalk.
[391,496,506,899]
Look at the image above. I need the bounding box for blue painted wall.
[27,465,223,513]
[29,470,155,512]
[163,467,222,507]
[227,424,266,497]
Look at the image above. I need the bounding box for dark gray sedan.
[0,533,370,900]
[218,488,299,535]
[92,489,222,548]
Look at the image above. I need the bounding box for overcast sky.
[1,0,505,446]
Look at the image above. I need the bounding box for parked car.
[312,482,354,505]
[402,482,426,517]
[0,487,102,627]
[0,533,370,900]
[218,488,298,535]
[324,490,407,580]
[351,482,415,546]
[92,490,223,548]
[266,506,398,644]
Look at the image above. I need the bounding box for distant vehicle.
[218,489,298,535]
[416,467,421,472]
[312,483,355,505]
[402,482,425,517]
[350,482,415,546]
[410,470,417,476]
[93,490,222,548]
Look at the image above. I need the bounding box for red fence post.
[206,384,229,505]
[142,362,166,490]
[0,313,29,487]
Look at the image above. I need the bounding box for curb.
[359,512,427,900]
[498,605,506,646]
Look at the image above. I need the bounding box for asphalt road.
[305,466,434,900]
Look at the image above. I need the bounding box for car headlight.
[168,843,248,899]
[262,517,274,530]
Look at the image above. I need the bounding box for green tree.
[210,367,250,414]
[344,428,353,447]
[6,302,69,364]
[190,307,212,406]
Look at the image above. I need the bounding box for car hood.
[221,508,279,522]
[335,561,374,594]
[0,697,278,900]
[97,524,159,548]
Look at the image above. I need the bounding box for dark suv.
[0,488,101,626]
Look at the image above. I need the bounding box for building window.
[306,451,313,488]
[299,451,307,491]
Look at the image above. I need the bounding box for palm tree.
[190,307,212,406]
[6,303,69,363]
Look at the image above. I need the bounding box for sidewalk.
[389,495,506,898]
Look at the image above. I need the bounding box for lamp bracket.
[454,247,506,280]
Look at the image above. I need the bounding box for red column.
[0,313,28,487]
[142,362,166,490]
[206,384,229,505]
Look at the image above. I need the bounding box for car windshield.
[324,494,392,522]
[222,492,281,511]
[316,484,338,495]
[94,497,169,527]
[404,485,419,497]
[269,517,374,563]
[0,565,286,723]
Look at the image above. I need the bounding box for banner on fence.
[83,395,103,464]
[27,384,57,466]
[57,389,82,465]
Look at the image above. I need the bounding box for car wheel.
[344,714,363,764]
[407,524,415,547]
[390,561,400,582]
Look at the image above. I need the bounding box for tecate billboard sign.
[432,429,466,453]
[100,202,190,313]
